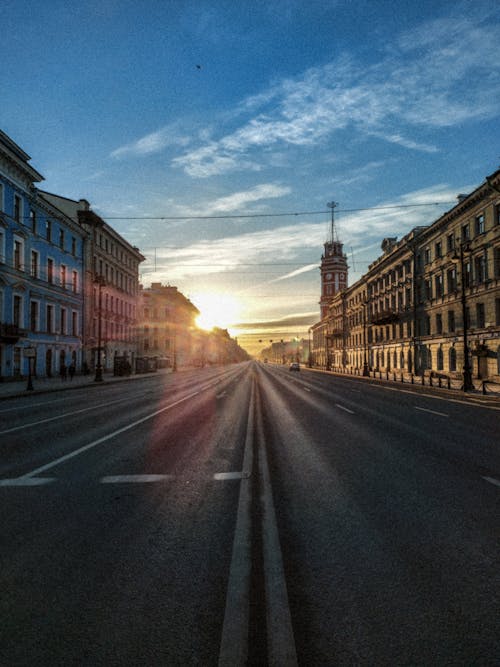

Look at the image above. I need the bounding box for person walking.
[68,362,75,381]
[60,362,67,381]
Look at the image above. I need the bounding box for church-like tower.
[319,202,348,319]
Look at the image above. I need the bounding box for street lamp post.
[94,274,105,382]
[362,301,370,376]
[452,241,473,391]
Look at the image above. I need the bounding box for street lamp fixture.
[94,274,106,382]
[451,241,473,391]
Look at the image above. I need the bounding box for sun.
[192,292,242,332]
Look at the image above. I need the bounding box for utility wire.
[102,201,451,221]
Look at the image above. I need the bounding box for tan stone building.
[314,169,500,384]
[137,283,200,368]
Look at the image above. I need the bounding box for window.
[474,213,484,236]
[448,310,455,332]
[435,273,443,298]
[0,229,4,263]
[495,247,500,278]
[46,219,52,241]
[46,305,54,333]
[449,347,457,371]
[437,348,443,370]
[30,301,39,332]
[71,237,76,256]
[72,270,78,293]
[447,267,457,292]
[447,233,454,252]
[14,194,21,223]
[461,224,470,242]
[14,236,24,270]
[13,294,23,327]
[474,254,487,283]
[59,228,65,249]
[425,279,432,301]
[0,183,3,211]
[424,248,431,265]
[47,258,54,284]
[61,265,67,289]
[436,313,443,334]
[31,250,39,278]
[497,298,500,326]
[72,311,78,336]
[61,307,67,335]
[476,303,485,328]
[30,209,37,233]
[435,241,442,258]
[496,204,500,226]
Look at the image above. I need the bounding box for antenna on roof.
[326,201,338,243]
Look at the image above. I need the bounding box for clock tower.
[319,202,348,319]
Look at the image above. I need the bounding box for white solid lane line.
[482,476,500,488]
[214,472,248,480]
[1,391,199,482]
[335,403,355,414]
[0,395,132,435]
[101,474,174,483]
[414,406,449,417]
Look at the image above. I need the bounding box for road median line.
[219,379,255,666]
[256,385,298,666]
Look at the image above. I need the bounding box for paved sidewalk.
[0,369,169,400]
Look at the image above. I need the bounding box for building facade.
[40,192,145,374]
[0,131,85,379]
[137,283,200,368]
[316,169,500,383]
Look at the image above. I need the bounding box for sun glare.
[192,293,242,332]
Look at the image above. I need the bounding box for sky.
[3,0,500,354]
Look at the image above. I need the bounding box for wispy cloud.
[177,183,291,216]
[172,15,500,177]
[269,263,318,283]
[111,126,190,158]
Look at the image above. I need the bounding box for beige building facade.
[314,169,500,384]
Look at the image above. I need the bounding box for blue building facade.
[0,130,85,379]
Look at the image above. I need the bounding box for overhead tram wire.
[101,201,453,221]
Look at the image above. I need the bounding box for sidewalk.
[0,369,170,400]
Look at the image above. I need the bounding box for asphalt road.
[0,362,498,665]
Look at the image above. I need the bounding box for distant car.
[289,362,300,371]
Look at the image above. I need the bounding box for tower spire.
[327,201,338,243]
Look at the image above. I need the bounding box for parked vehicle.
[289,362,300,371]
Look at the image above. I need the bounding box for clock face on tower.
[325,272,332,280]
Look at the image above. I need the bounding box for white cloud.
[172,15,500,177]
[111,126,190,158]
[177,183,291,216]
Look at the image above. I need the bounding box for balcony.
[0,323,26,343]
[369,309,400,325]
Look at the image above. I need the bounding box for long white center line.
[414,406,449,417]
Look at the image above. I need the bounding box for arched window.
[449,347,457,372]
[437,347,443,370]
[427,349,432,370]
[408,349,412,373]
[400,350,405,369]
[393,350,398,368]
[387,351,391,371]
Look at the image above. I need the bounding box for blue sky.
[3,0,500,352]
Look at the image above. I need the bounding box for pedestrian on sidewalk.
[60,362,67,381]
[68,362,75,381]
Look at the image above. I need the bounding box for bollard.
[438,377,442,388]
[411,374,414,384]
[447,377,451,389]
[421,373,425,385]
[429,374,433,387]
